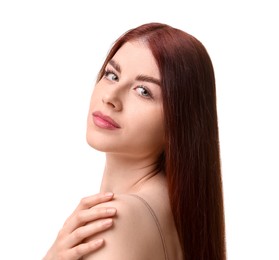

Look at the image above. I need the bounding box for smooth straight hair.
[96,22,226,260]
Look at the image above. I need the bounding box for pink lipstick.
[92,111,120,130]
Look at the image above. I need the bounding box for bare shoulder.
[83,194,165,260]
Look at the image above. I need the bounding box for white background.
[0,1,278,259]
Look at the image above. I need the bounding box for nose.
[102,88,123,111]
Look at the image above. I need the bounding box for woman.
[44,22,226,260]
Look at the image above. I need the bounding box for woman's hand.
[43,192,116,260]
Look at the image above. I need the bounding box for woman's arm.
[43,192,117,260]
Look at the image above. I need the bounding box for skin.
[44,40,182,259]
[84,41,182,259]
[86,40,165,194]
[43,192,117,260]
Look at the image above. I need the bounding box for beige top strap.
[128,194,168,260]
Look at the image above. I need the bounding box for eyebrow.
[136,74,161,86]
[108,60,121,73]
[108,59,161,86]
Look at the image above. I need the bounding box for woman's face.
[86,41,164,160]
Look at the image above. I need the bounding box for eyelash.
[104,69,118,81]
[135,85,153,99]
[103,68,153,100]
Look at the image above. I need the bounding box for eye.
[135,86,153,99]
[104,69,118,81]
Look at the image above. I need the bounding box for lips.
[92,111,120,130]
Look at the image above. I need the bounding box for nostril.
[104,101,116,109]
[102,96,121,111]
[108,102,116,108]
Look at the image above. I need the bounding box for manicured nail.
[94,238,104,246]
[102,218,113,227]
[105,192,114,197]
[106,208,117,215]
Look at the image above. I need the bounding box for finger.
[64,207,117,235]
[62,192,114,232]
[76,192,114,211]
[66,218,113,248]
[67,238,104,260]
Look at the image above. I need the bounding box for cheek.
[88,86,101,112]
[129,108,165,149]
[147,117,164,145]
[86,87,99,132]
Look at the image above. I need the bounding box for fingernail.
[107,208,117,215]
[94,238,104,246]
[104,192,114,197]
[102,218,113,226]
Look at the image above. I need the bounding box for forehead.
[110,41,160,79]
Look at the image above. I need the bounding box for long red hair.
[97,22,226,260]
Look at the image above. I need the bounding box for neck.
[99,153,162,194]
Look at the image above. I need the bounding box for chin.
[86,131,102,150]
[86,124,102,150]
[86,131,114,152]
